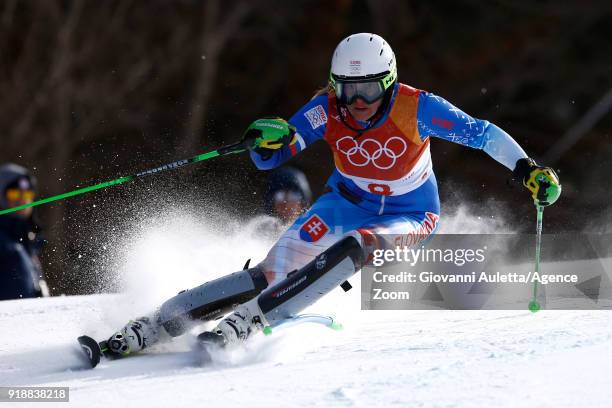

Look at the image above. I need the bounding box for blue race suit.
[251,83,526,284]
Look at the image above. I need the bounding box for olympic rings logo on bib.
[336,136,407,170]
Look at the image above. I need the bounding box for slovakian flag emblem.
[299,215,330,242]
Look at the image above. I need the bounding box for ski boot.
[197,299,265,359]
[106,315,162,357]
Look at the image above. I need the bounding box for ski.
[78,313,341,369]
[262,313,343,335]
[195,313,342,362]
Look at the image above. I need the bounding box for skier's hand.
[513,158,562,206]
[241,118,297,160]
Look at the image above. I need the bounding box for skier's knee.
[257,236,363,325]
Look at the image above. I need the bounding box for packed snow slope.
[2,209,612,407]
[2,293,612,407]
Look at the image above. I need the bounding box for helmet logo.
[336,136,407,170]
[349,60,362,74]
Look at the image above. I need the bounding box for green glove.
[513,158,562,206]
[242,118,297,160]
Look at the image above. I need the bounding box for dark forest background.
[1,0,610,294]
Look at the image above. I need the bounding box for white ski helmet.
[329,33,397,105]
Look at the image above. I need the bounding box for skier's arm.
[416,92,527,170]
[248,95,328,170]
[417,91,561,206]
[480,123,528,170]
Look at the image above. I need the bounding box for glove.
[241,118,297,160]
[512,158,562,206]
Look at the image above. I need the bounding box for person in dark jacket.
[0,163,49,301]
[264,166,312,224]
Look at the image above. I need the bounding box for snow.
[2,210,612,407]
[2,288,612,407]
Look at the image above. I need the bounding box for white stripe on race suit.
[337,143,433,196]
[379,195,386,215]
[294,132,306,151]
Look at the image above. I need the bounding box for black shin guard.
[258,236,364,325]
[159,267,268,336]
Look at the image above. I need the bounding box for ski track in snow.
[1,288,612,408]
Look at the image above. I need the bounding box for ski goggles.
[331,68,396,105]
[5,188,35,202]
[334,80,387,105]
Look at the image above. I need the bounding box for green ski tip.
[330,321,343,331]
[528,300,541,313]
[263,326,273,336]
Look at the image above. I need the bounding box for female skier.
[102,33,561,358]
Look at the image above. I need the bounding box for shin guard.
[257,236,363,325]
[159,267,268,336]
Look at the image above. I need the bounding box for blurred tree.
[180,0,256,155]
[0,0,609,294]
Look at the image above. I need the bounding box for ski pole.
[528,204,544,312]
[0,141,247,216]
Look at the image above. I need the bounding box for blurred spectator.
[264,166,312,224]
[0,163,49,301]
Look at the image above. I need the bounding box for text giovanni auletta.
[371,246,578,285]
